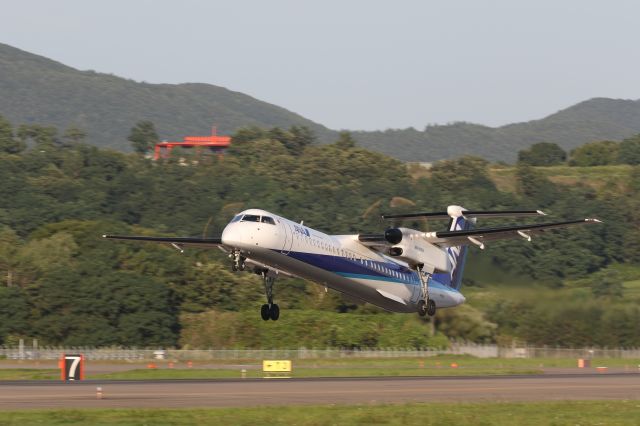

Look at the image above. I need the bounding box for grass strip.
[0,400,639,425]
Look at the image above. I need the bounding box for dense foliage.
[517,142,567,166]
[569,140,620,166]
[568,135,640,166]
[0,114,638,348]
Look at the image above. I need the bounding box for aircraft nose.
[221,224,243,247]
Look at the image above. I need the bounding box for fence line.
[2,344,640,361]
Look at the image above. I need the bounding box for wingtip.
[537,210,546,216]
[586,218,603,223]
[102,234,107,238]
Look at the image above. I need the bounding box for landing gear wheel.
[261,304,270,321]
[230,251,246,272]
[417,300,427,317]
[261,271,280,321]
[269,304,280,321]
[427,299,436,317]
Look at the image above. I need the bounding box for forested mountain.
[353,98,640,163]
[2,43,640,162]
[0,43,334,152]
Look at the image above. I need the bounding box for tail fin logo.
[448,216,471,290]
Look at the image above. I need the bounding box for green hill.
[1,42,640,162]
[353,98,640,163]
[0,43,334,151]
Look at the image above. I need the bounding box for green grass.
[3,355,640,382]
[1,401,639,425]
[91,355,551,380]
[0,369,58,380]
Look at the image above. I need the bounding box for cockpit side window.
[241,214,261,222]
[261,216,276,225]
[230,214,243,223]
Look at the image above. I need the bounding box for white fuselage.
[221,209,465,313]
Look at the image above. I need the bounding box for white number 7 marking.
[68,356,81,380]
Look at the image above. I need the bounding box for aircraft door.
[280,221,293,255]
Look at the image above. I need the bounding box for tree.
[63,126,87,145]
[0,115,25,154]
[569,140,619,166]
[515,163,558,207]
[518,142,567,166]
[334,131,356,149]
[618,134,640,165]
[0,228,22,287]
[591,271,623,298]
[0,286,30,344]
[231,126,266,145]
[16,124,58,149]
[128,121,159,154]
[267,126,314,156]
[429,156,500,205]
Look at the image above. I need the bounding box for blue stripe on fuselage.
[273,249,460,293]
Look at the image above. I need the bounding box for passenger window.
[261,216,276,225]
[241,214,260,222]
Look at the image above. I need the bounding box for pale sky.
[1,0,639,130]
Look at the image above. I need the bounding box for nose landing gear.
[260,270,280,321]
[230,250,246,271]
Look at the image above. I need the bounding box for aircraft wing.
[103,234,299,277]
[423,218,601,249]
[102,235,224,250]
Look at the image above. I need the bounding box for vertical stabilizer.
[433,206,473,290]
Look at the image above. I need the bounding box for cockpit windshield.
[233,214,276,224]
[241,214,261,222]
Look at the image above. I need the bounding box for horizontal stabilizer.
[423,218,601,247]
[382,208,545,221]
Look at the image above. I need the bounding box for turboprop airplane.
[103,206,601,321]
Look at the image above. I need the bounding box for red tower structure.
[154,127,231,160]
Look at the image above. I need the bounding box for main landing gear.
[416,265,436,317]
[260,270,280,321]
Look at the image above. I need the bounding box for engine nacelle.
[385,227,449,272]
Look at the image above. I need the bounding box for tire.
[270,304,280,321]
[261,304,270,321]
[417,300,427,317]
[427,299,436,317]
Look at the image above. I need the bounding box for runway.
[0,373,639,409]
